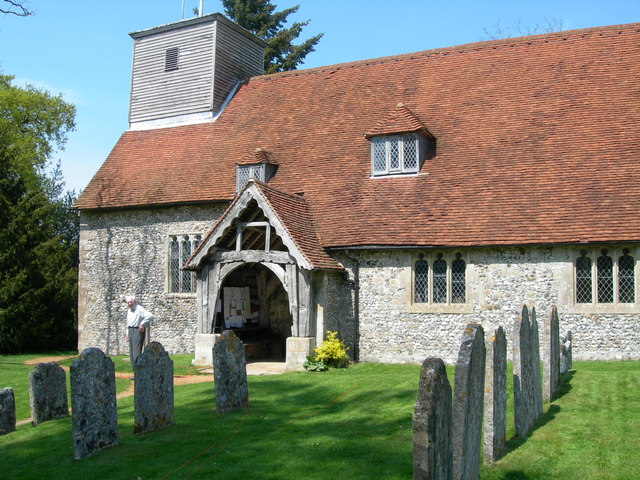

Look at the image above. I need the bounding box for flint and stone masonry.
[483,326,506,464]
[0,387,16,435]
[543,307,561,402]
[413,357,453,480]
[513,306,542,438]
[134,342,174,434]
[70,348,119,459]
[452,324,486,480]
[214,330,249,413]
[29,362,69,425]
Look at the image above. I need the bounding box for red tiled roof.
[364,103,432,138]
[75,23,640,248]
[253,181,343,270]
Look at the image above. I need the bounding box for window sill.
[166,292,197,298]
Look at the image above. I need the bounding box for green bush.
[306,331,349,370]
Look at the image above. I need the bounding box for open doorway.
[213,263,292,361]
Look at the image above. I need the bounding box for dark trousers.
[128,327,146,368]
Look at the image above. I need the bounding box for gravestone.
[70,348,118,459]
[530,308,543,417]
[134,341,174,434]
[413,357,453,480]
[452,323,486,480]
[29,362,69,425]
[542,307,560,402]
[513,306,542,438]
[483,326,506,464]
[214,330,249,414]
[0,387,16,435]
[560,331,573,374]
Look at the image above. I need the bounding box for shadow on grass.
[551,369,575,401]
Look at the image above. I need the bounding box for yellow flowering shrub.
[313,331,349,368]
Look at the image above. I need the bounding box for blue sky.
[1,0,638,193]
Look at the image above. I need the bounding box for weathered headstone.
[70,348,118,459]
[483,326,506,464]
[530,308,543,417]
[134,341,174,434]
[214,330,249,414]
[560,330,573,374]
[542,306,560,402]
[29,362,69,425]
[513,306,542,438]
[413,357,453,480]
[0,387,16,435]
[452,323,486,480]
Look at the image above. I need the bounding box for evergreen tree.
[0,74,77,353]
[222,0,323,74]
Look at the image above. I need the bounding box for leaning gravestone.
[513,306,542,438]
[413,357,453,480]
[29,362,69,425]
[70,348,118,459]
[0,387,16,435]
[542,307,560,402]
[214,330,249,414]
[452,323,486,480]
[483,326,506,464]
[134,341,174,434]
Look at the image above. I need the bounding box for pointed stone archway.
[186,180,343,370]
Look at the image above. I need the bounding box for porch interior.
[213,263,292,361]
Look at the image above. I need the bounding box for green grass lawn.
[0,356,638,479]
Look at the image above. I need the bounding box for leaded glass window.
[169,234,201,293]
[597,249,614,303]
[618,249,635,303]
[371,133,423,176]
[433,254,447,304]
[236,164,265,192]
[576,251,592,303]
[451,254,466,304]
[575,247,637,306]
[414,256,428,303]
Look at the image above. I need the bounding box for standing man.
[124,295,154,369]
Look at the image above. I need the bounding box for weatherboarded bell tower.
[128,13,266,130]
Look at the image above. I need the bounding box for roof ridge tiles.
[250,22,640,83]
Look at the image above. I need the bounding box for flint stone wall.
[29,362,69,425]
[413,357,453,480]
[70,348,118,459]
[79,204,640,365]
[134,342,174,434]
[345,246,640,364]
[513,306,542,438]
[214,330,249,413]
[452,324,486,480]
[77,204,226,355]
[543,307,561,401]
[483,326,506,463]
[0,387,16,435]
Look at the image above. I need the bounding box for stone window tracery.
[413,252,467,305]
[169,234,201,293]
[575,247,636,305]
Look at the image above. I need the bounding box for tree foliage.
[0,74,78,353]
[221,0,323,74]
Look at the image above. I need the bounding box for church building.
[74,14,640,368]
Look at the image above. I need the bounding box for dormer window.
[237,164,265,191]
[236,148,278,192]
[371,133,426,176]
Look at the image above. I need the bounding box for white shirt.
[126,304,154,332]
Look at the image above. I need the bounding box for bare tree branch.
[0,0,33,17]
